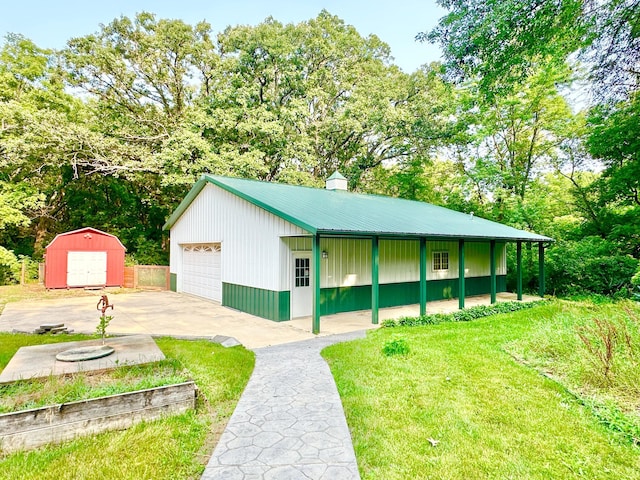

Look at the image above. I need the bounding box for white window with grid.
[433,251,449,271]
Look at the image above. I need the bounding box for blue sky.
[0,0,446,72]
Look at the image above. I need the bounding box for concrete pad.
[289,292,541,331]
[0,291,542,350]
[0,291,317,349]
[0,335,165,384]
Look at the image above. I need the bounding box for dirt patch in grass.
[0,284,138,315]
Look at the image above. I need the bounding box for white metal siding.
[170,184,307,292]
[280,237,507,290]
[171,185,509,295]
[380,239,419,283]
[427,241,506,280]
[320,238,372,288]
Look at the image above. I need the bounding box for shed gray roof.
[164,175,553,242]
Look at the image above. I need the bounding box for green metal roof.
[164,175,553,242]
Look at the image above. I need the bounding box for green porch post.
[372,236,379,324]
[538,242,546,298]
[312,233,321,334]
[516,241,523,301]
[490,240,497,304]
[419,237,427,316]
[458,239,465,309]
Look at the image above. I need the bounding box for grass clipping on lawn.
[0,333,255,479]
[322,299,640,480]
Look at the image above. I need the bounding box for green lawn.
[322,300,640,479]
[0,333,255,479]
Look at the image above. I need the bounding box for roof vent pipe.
[326,171,348,191]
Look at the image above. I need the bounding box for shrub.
[0,247,21,285]
[632,265,640,302]
[382,338,410,356]
[546,237,637,297]
[383,300,544,328]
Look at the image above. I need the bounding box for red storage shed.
[44,228,126,289]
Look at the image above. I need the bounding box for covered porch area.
[307,233,550,334]
[294,291,542,336]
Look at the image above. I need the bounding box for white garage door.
[181,244,221,302]
[67,251,107,287]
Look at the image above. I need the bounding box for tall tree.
[201,11,420,187]
[423,0,587,97]
[586,95,640,255]
[64,12,216,150]
[446,65,577,222]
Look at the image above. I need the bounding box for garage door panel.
[181,244,221,302]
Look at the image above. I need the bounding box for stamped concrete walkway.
[202,331,365,480]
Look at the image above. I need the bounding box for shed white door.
[181,244,221,302]
[291,252,312,318]
[67,251,107,287]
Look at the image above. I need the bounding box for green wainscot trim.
[222,283,290,322]
[169,273,177,292]
[319,276,507,316]
[319,283,419,315]
[428,275,507,301]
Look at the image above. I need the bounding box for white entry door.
[181,244,222,302]
[67,251,107,287]
[291,253,312,318]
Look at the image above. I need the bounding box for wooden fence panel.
[122,265,169,290]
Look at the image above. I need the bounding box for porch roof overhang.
[164,175,553,243]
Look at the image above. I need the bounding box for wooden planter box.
[0,381,196,454]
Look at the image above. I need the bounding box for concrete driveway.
[0,290,538,349]
[0,291,377,349]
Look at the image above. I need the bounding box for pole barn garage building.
[165,174,553,334]
[44,227,126,289]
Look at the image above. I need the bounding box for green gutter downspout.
[372,236,379,324]
[516,241,523,301]
[490,240,497,304]
[538,242,545,298]
[419,237,427,316]
[458,239,465,309]
[312,234,321,334]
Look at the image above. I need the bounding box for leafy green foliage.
[583,398,640,446]
[0,246,21,284]
[202,11,421,188]
[424,0,586,97]
[383,300,543,328]
[95,315,113,344]
[546,237,638,296]
[381,338,410,356]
